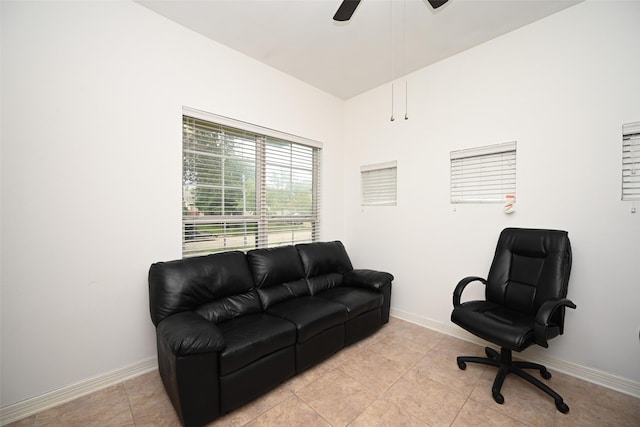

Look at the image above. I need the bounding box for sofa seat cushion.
[316,287,383,319]
[267,296,348,343]
[218,313,296,376]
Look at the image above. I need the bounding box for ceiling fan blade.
[428,0,449,9]
[333,0,362,22]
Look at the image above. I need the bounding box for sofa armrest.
[344,269,394,291]
[344,269,393,324]
[157,311,226,356]
[156,311,224,426]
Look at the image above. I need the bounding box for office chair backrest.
[486,228,572,317]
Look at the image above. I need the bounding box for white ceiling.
[136,0,582,100]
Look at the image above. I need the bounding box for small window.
[450,142,516,203]
[622,121,640,201]
[361,161,397,206]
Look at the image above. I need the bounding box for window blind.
[182,110,320,257]
[450,142,516,203]
[361,161,397,206]
[623,121,640,201]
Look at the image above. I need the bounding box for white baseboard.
[0,357,158,426]
[390,308,640,399]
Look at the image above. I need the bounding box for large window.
[182,109,321,257]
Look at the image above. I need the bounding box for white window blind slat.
[622,121,640,201]
[361,161,397,206]
[183,112,320,257]
[182,106,323,149]
[450,142,517,203]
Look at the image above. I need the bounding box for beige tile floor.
[8,317,640,427]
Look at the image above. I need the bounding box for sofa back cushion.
[149,251,260,326]
[295,241,354,295]
[247,245,310,309]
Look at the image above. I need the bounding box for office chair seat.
[452,301,538,351]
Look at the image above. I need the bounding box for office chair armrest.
[534,298,576,348]
[453,276,487,306]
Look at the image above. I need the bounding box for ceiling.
[136,0,582,100]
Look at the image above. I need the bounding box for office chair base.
[457,347,569,414]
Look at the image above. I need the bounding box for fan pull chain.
[390,0,395,122]
[405,80,409,120]
[390,83,395,121]
[403,0,408,121]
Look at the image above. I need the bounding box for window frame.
[622,121,640,202]
[182,107,321,257]
[360,161,398,206]
[450,141,517,204]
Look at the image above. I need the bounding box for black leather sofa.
[148,241,393,427]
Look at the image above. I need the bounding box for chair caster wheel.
[541,369,552,380]
[493,393,504,405]
[556,401,569,414]
[457,360,467,370]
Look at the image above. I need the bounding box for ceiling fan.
[334,0,449,22]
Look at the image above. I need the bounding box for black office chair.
[451,228,576,413]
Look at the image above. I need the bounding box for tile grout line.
[121,380,138,426]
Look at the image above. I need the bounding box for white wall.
[0,1,344,407]
[2,0,639,413]
[343,0,640,388]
